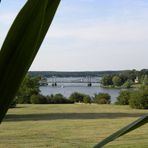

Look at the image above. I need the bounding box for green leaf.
[0,0,60,123]
[94,115,148,148]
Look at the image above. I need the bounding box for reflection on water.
[40,77,121,103]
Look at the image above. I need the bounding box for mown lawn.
[0,104,148,148]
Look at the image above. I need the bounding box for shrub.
[69,92,85,103]
[30,94,47,104]
[129,90,148,109]
[16,96,30,104]
[122,80,133,88]
[94,93,111,104]
[83,95,92,104]
[112,76,122,86]
[47,94,73,104]
[101,75,113,86]
[46,95,54,104]
[52,94,66,104]
[116,90,130,105]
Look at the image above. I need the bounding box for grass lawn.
[0,104,148,148]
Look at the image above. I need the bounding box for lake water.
[40,77,121,103]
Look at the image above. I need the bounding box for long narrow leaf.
[0,0,60,123]
[94,115,148,148]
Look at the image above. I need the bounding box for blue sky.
[0,0,148,71]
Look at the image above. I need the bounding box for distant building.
[134,77,139,84]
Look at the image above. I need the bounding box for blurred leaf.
[94,115,148,148]
[0,0,60,123]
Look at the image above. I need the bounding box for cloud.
[47,18,148,45]
[1,0,148,70]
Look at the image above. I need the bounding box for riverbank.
[101,84,142,89]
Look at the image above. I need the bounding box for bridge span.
[39,76,101,87]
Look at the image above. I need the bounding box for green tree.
[69,92,85,103]
[129,90,148,109]
[112,76,122,86]
[122,79,133,88]
[16,75,40,103]
[143,75,148,85]
[94,93,111,104]
[52,94,67,104]
[30,94,47,104]
[101,75,113,86]
[116,91,130,105]
[83,95,91,104]
[46,94,73,104]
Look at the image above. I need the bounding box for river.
[40,77,121,103]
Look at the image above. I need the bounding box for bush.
[69,92,85,103]
[47,94,73,104]
[83,95,91,104]
[94,93,111,104]
[46,95,54,104]
[52,94,66,104]
[116,90,130,105]
[101,75,113,86]
[112,76,122,86]
[16,96,30,104]
[129,90,148,109]
[30,94,47,104]
[122,80,133,88]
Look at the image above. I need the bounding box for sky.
[0,0,148,71]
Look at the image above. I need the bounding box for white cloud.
[1,0,148,70]
[47,18,148,44]
[30,16,148,71]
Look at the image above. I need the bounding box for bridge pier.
[87,76,92,87]
[87,83,92,87]
[52,82,57,87]
[52,76,57,87]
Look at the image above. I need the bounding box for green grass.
[0,104,148,148]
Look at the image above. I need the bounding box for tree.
[83,95,91,104]
[94,93,111,104]
[30,94,47,104]
[16,75,40,103]
[47,94,73,104]
[129,90,148,109]
[69,92,85,103]
[143,75,148,85]
[52,94,67,104]
[122,79,133,88]
[101,75,113,86]
[112,76,122,86]
[116,91,130,105]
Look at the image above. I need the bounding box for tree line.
[29,71,121,77]
[101,69,148,88]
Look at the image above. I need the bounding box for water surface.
[40,77,121,103]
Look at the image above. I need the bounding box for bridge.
[39,76,101,87]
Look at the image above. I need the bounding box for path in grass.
[0,104,148,148]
